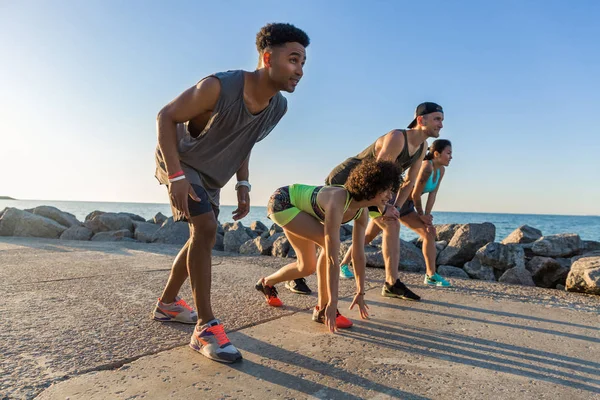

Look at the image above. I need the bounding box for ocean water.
[1,199,599,242]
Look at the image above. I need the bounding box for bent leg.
[263,212,325,286]
[160,240,190,303]
[400,212,436,276]
[187,212,218,325]
[340,221,382,265]
[372,217,401,285]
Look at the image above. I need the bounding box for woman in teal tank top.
[339,139,453,286]
[255,159,401,333]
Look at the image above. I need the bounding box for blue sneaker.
[340,264,354,279]
[424,273,451,287]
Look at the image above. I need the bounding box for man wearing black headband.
[285,102,444,301]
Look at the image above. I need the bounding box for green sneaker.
[424,273,451,287]
[340,264,354,279]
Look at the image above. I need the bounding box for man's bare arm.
[393,144,427,208]
[156,77,221,175]
[376,130,405,162]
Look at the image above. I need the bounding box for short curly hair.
[256,23,310,53]
[345,159,401,201]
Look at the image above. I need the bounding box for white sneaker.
[152,296,198,324]
[190,319,242,363]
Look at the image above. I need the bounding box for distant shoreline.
[0,196,16,200]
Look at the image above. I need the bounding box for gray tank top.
[326,130,425,186]
[155,70,287,206]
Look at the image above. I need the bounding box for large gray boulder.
[151,218,190,245]
[0,208,23,236]
[152,212,168,225]
[566,254,600,295]
[223,222,252,253]
[84,213,134,234]
[399,239,426,272]
[340,224,353,238]
[339,238,353,260]
[213,233,224,251]
[133,221,161,243]
[531,234,582,258]
[239,237,263,255]
[581,240,600,255]
[250,220,268,234]
[438,265,470,279]
[463,258,496,281]
[364,246,385,268]
[269,223,283,237]
[498,267,535,286]
[30,206,81,228]
[475,242,526,272]
[117,212,145,222]
[352,235,426,272]
[60,226,93,241]
[91,229,134,241]
[526,256,569,288]
[240,233,282,256]
[245,227,258,239]
[435,240,448,253]
[0,208,67,238]
[272,235,290,257]
[437,223,496,267]
[435,224,461,242]
[85,210,105,222]
[500,225,542,245]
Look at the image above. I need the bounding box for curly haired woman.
[255,159,401,333]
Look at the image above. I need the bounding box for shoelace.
[174,298,193,311]
[206,324,230,346]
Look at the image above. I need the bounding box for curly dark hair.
[256,23,310,53]
[345,159,401,201]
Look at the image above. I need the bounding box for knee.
[381,219,400,234]
[297,260,317,276]
[189,219,218,246]
[420,227,435,241]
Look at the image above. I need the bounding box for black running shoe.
[382,279,421,301]
[285,278,312,295]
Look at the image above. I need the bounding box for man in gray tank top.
[288,103,444,303]
[152,23,309,363]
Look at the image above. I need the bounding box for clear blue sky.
[1,0,599,215]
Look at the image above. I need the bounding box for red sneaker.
[255,279,283,307]
[312,306,353,329]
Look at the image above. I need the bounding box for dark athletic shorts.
[169,183,220,222]
[367,198,415,219]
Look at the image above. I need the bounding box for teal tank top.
[422,161,440,194]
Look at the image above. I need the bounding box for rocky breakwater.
[1,206,599,296]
